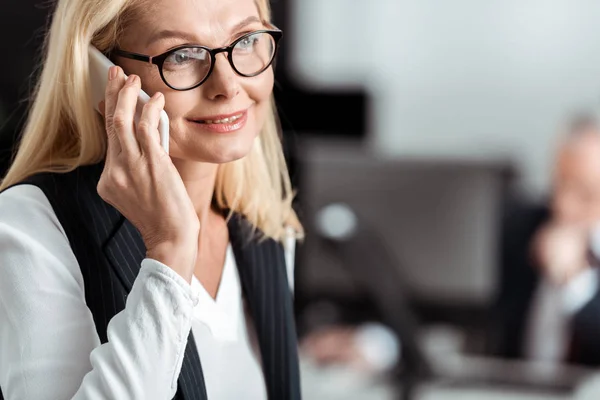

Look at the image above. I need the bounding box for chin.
[174,133,257,164]
[205,143,254,164]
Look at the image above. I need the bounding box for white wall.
[289,0,600,196]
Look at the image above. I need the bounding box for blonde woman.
[0,0,302,398]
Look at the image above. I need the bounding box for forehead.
[132,0,261,46]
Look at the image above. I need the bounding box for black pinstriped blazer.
[0,161,301,400]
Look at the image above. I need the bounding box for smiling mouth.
[194,112,245,124]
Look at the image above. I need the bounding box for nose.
[202,53,240,100]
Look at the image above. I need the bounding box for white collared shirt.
[190,244,266,399]
[0,184,294,400]
[524,267,598,363]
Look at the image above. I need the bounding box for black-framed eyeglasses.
[111,29,282,91]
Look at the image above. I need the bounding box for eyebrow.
[145,16,262,47]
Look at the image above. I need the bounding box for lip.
[187,108,250,134]
[189,107,251,123]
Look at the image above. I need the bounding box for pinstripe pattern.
[229,215,302,400]
[0,162,301,400]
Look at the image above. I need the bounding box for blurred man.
[491,114,600,366]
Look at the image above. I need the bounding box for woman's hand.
[97,66,199,283]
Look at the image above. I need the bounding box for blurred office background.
[4,1,600,399]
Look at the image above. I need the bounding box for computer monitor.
[296,137,513,306]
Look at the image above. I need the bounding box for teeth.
[201,113,243,124]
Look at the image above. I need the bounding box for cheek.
[246,68,274,100]
[162,92,197,119]
[245,69,274,125]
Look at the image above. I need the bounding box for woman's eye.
[175,52,189,63]
[166,50,192,65]
[237,36,259,51]
[162,48,209,72]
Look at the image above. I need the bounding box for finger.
[104,66,125,156]
[97,100,114,161]
[137,92,166,157]
[113,74,143,155]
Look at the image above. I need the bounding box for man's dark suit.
[489,198,600,367]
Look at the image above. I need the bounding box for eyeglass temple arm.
[111,49,153,64]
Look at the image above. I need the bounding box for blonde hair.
[0,0,302,242]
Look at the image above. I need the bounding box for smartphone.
[88,45,170,154]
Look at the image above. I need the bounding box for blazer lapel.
[228,214,301,400]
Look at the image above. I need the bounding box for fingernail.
[108,66,117,80]
[152,92,162,100]
[126,75,136,85]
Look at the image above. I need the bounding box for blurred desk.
[429,353,594,393]
[299,352,598,400]
[300,358,396,400]
[415,384,567,400]
[418,353,597,400]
